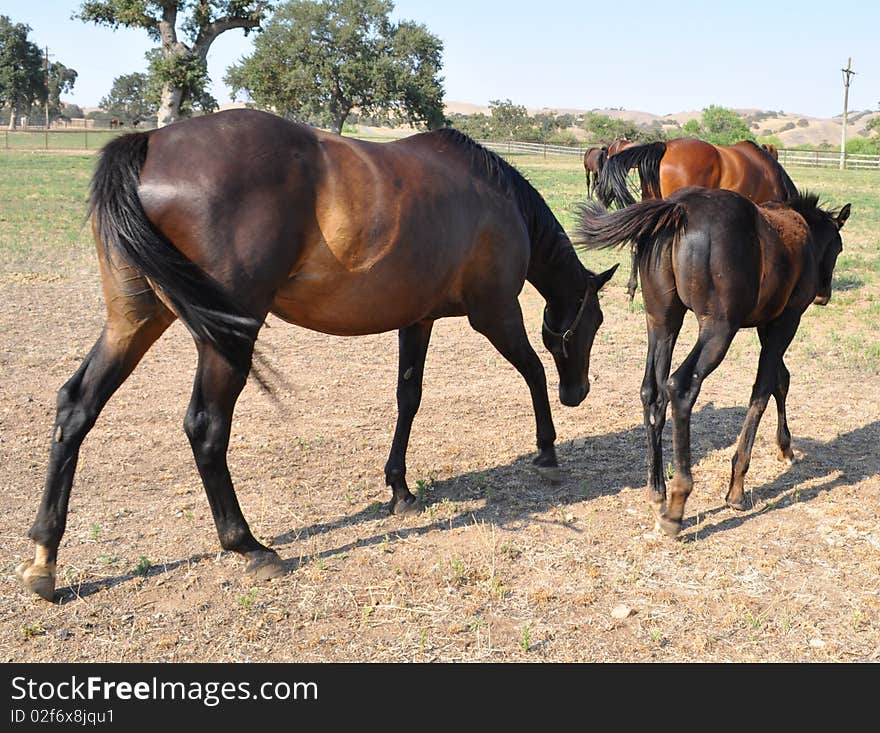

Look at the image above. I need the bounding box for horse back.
[659,139,723,195]
[668,189,805,325]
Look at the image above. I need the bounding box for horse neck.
[527,231,586,302]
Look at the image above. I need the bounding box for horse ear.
[836,204,851,229]
[594,263,619,291]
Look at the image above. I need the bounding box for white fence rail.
[479,139,880,170]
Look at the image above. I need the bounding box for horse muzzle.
[559,382,589,407]
[813,293,830,306]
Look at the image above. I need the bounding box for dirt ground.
[1,247,878,663]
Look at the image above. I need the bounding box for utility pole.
[44,46,50,129]
[839,58,856,170]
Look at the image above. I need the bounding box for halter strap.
[542,290,591,359]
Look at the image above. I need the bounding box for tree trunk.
[157,83,184,128]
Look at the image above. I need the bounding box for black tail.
[597,141,666,208]
[573,198,686,267]
[89,132,259,374]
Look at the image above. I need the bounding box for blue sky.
[3,1,877,118]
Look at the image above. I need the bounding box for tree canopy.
[77,1,272,126]
[0,16,47,128]
[100,72,158,125]
[674,105,755,146]
[225,0,445,134]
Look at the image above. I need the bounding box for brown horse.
[583,145,607,198]
[576,186,850,536]
[16,108,617,601]
[598,138,798,300]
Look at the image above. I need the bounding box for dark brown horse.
[598,138,799,300]
[583,145,607,198]
[16,108,617,601]
[576,186,850,536]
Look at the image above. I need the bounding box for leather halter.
[542,292,591,358]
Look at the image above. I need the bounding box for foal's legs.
[184,343,285,579]
[17,316,172,600]
[640,306,686,518]
[468,304,559,481]
[384,321,434,515]
[773,359,795,464]
[659,323,736,536]
[725,316,800,509]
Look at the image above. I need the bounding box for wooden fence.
[479,139,880,170]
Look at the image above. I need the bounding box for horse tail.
[597,141,666,208]
[89,132,259,374]
[573,198,686,266]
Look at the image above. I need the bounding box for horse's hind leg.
[726,316,800,510]
[384,321,434,516]
[18,312,172,601]
[468,305,559,482]
[661,324,736,536]
[184,343,285,580]
[640,307,685,520]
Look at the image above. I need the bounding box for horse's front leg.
[726,317,800,509]
[384,321,434,516]
[468,306,559,483]
[184,343,285,579]
[626,243,639,302]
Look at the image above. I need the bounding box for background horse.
[597,138,799,300]
[16,108,616,601]
[576,186,850,537]
[583,145,607,198]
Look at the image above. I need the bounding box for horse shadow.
[50,408,879,600]
[268,406,879,562]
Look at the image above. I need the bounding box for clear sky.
[3,0,877,119]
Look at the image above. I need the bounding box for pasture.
[1,148,878,662]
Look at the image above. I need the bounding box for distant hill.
[443,101,880,147]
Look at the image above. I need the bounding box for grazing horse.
[597,138,798,301]
[16,108,617,601]
[576,186,850,536]
[583,145,607,198]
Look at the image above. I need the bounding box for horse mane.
[786,190,836,226]
[433,128,573,266]
[742,139,799,201]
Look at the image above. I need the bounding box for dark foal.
[17,109,616,601]
[577,186,850,536]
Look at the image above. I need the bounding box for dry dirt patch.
[1,265,878,662]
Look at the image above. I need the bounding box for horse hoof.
[16,559,56,602]
[655,516,682,538]
[391,497,421,517]
[777,449,796,465]
[244,551,286,581]
[726,498,747,511]
[531,464,562,484]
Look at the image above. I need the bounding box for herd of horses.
[16,108,850,603]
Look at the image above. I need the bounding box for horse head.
[813,203,851,305]
[542,264,618,406]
